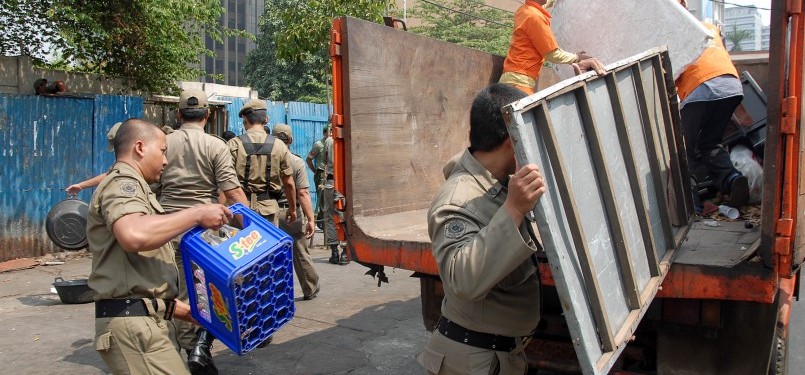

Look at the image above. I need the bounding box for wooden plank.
[631,65,676,251]
[605,74,662,278]
[536,104,616,352]
[575,87,641,309]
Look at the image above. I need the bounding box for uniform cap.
[178,89,208,109]
[106,122,122,151]
[272,124,293,141]
[239,99,267,117]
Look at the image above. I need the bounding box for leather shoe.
[187,329,218,375]
[339,250,350,265]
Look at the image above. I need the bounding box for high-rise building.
[724,6,763,51]
[684,0,726,24]
[200,0,265,87]
[761,25,770,50]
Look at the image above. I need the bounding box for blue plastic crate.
[180,203,295,355]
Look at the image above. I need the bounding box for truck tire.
[768,327,789,375]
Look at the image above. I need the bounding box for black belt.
[248,190,283,201]
[95,298,176,320]
[437,316,517,352]
[278,200,300,209]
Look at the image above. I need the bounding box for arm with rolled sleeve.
[429,204,538,302]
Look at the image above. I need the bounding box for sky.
[723,0,771,25]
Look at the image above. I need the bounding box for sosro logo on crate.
[229,230,263,260]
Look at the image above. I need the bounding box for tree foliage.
[725,26,752,52]
[244,0,386,102]
[408,0,513,56]
[274,0,387,61]
[244,0,329,102]
[1,0,250,94]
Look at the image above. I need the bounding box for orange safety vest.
[675,23,739,101]
[500,1,559,92]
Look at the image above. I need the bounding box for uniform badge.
[120,182,137,197]
[445,220,467,239]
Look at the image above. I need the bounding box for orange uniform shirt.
[675,23,739,101]
[502,2,559,85]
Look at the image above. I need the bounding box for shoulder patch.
[445,219,467,239]
[120,182,138,197]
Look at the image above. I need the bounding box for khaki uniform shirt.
[289,153,310,192]
[309,137,327,171]
[227,127,293,215]
[428,149,541,338]
[87,162,179,300]
[157,125,241,213]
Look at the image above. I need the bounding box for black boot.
[339,249,350,265]
[187,329,218,375]
[328,245,339,264]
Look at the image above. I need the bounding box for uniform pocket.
[95,331,112,352]
[416,346,446,374]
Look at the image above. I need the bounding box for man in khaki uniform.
[417,84,546,375]
[228,99,297,226]
[306,127,330,222]
[321,135,349,265]
[272,124,320,300]
[156,89,248,374]
[88,118,233,375]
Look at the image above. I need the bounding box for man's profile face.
[141,131,168,183]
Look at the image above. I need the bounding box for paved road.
[0,239,802,374]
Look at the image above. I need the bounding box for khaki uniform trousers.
[174,247,197,351]
[313,169,325,218]
[279,206,320,297]
[322,179,339,246]
[95,302,189,375]
[417,330,528,375]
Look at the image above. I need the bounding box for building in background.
[724,6,763,51]
[684,0,726,24]
[761,25,770,50]
[200,0,265,86]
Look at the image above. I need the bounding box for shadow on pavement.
[62,339,109,372]
[211,297,428,375]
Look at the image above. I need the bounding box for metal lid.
[46,196,89,250]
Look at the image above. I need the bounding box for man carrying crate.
[156,89,250,374]
[88,118,233,375]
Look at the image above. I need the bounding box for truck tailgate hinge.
[781,96,799,135]
[330,30,342,57]
[787,0,802,14]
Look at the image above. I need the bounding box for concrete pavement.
[1,235,804,374]
[0,238,430,375]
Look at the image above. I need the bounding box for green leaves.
[2,0,252,94]
[409,0,513,56]
[243,0,385,102]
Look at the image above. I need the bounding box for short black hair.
[323,127,329,135]
[179,108,208,122]
[244,109,267,126]
[114,118,162,157]
[469,84,526,152]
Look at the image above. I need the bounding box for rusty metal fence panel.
[503,49,693,375]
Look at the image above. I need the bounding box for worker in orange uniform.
[677,0,748,212]
[499,0,606,95]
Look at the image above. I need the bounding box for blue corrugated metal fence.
[0,94,143,261]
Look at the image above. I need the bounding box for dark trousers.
[680,95,743,193]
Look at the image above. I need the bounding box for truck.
[325,1,803,373]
